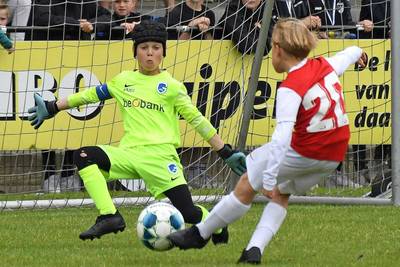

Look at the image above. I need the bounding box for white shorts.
[246,144,340,195]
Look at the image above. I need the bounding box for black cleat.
[237,247,262,265]
[168,225,209,250]
[211,226,229,245]
[79,210,126,241]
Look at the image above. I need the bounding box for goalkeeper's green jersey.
[68,70,217,148]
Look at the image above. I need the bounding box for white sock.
[246,202,287,253]
[197,192,251,239]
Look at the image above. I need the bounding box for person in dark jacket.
[218,0,320,55]
[359,0,390,39]
[218,0,270,55]
[79,0,113,40]
[272,0,321,29]
[28,0,97,40]
[309,0,373,38]
[357,0,391,188]
[110,0,152,39]
[165,0,215,40]
[79,0,148,40]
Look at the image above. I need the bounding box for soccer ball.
[137,202,185,251]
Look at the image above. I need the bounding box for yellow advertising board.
[0,40,391,150]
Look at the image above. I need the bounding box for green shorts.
[98,144,186,199]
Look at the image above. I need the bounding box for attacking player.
[168,18,368,264]
[28,20,246,242]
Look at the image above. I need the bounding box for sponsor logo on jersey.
[123,98,165,112]
[124,84,135,93]
[157,82,167,94]
[167,163,178,175]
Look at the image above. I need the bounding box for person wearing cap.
[27,20,246,241]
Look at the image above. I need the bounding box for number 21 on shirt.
[302,71,349,133]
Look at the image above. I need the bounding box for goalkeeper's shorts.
[98,144,186,199]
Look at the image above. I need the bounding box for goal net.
[0,0,393,209]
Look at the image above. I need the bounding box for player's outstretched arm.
[28,84,108,129]
[208,134,247,176]
[326,46,368,76]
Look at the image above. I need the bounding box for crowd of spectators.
[0,0,391,44]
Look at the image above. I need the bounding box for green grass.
[307,186,371,197]
[1,204,399,266]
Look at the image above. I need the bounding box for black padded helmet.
[132,20,167,57]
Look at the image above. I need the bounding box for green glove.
[217,144,247,176]
[28,93,59,129]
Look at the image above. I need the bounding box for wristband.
[217,144,234,160]
[46,100,59,116]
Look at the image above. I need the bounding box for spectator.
[79,0,113,40]
[28,0,97,40]
[272,0,321,30]
[0,3,14,53]
[309,0,373,39]
[218,0,321,55]
[6,0,31,40]
[218,0,271,55]
[358,0,391,188]
[359,0,390,39]
[109,0,151,39]
[166,0,215,40]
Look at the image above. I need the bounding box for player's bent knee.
[234,174,256,205]
[270,188,290,208]
[73,147,92,170]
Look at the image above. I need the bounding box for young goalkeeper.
[168,18,368,264]
[28,20,246,242]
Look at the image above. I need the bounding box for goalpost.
[0,0,397,210]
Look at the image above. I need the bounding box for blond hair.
[272,18,317,59]
[0,3,9,17]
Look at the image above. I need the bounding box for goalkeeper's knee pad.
[73,146,110,171]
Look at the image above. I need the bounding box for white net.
[0,0,393,209]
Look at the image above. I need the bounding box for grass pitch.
[1,204,399,267]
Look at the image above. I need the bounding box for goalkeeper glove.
[217,144,247,176]
[28,93,59,129]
